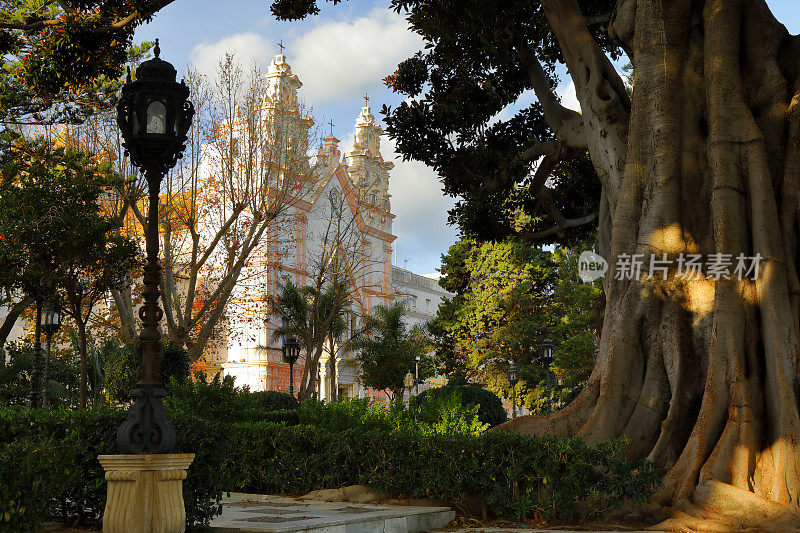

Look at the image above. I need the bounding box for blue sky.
[136,0,800,277]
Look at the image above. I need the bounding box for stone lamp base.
[98,453,194,533]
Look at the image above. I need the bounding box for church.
[192,51,451,401]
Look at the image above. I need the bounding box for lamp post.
[414,354,420,394]
[556,377,564,409]
[27,300,43,409]
[282,336,301,396]
[115,39,194,454]
[41,302,61,408]
[508,363,519,418]
[541,338,554,412]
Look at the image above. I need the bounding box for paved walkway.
[208,493,456,533]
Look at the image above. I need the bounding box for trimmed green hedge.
[0,406,661,530]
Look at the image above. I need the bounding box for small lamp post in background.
[556,376,565,409]
[282,335,301,396]
[541,338,554,412]
[415,354,420,394]
[508,363,519,418]
[27,300,44,409]
[404,371,414,405]
[41,302,61,408]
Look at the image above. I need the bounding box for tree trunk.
[501,0,800,527]
[77,319,88,410]
[0,297,32,366]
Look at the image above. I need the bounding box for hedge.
[0,406,662,530]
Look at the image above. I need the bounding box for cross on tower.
[278,39,285,54]
[363,92,370,107]
[328,119,335,136]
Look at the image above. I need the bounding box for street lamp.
[541,338,554,412]
[282,336,301,396]
[27,300,44,409]
[415,354,420,394]
[41,302,61,408]
[115,39,194,454]
[556,376,565,409]
[508,363,519,418]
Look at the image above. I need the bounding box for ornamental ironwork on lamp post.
[27,300,44,409]
[41,302,61,408]
[282,336,301,396]
[115,40,194,454]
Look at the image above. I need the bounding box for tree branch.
[539,0,631,212]
[522,212,597,240]
[0,296,33,348]
[0,0,178,32]
[518,46,587,151]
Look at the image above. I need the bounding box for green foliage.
[0,2,158,123]
[251,390,300,412]
[416,384,507,428]
[430,238,603,412]
[0,341,79,407]
[381,0,618,242]
[104,340,191,403]
[0,133,137,301]
[238,425,660,521]
[296,393,488,436]
[353,302,429,399]
[165,374,298,425]
[0,403,661,528]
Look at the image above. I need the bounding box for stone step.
[208,493,456,533]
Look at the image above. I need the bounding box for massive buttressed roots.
[500,0,800,528]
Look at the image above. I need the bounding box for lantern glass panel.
[146,100,167,134]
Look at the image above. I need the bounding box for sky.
[135,0,800,278]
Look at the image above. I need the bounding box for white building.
[193,52,452,400]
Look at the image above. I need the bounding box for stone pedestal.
[98,453,194,533]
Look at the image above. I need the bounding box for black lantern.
[41,302,61,408]
[541,338,554,365]
[116,40,194,178]
[508,364,519,385]
[282,336,301,396]
[115,40,193,454]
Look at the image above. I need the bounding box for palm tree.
[271,279,350,402]
[352,302,427,401]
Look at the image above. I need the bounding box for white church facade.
[192,52,452,400]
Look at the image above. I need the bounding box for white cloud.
[288,7,423,103]
[189,33,272,79]
[382,136,458,275]
[557,80,581,112]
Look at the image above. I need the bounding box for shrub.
[416,384,508,427]
[105,341,191,403]
[165,375,299,425]
[251,390,300,412]
[296,394,488,435]
[236,425,661,520]
[0,405,662,529]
